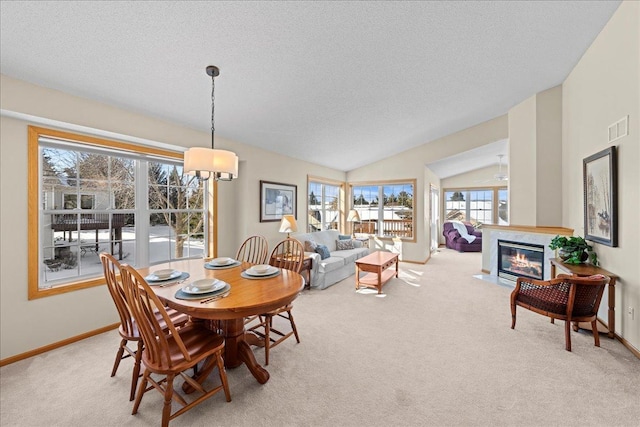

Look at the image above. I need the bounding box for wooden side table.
[355,251,399,294]
[549,258,619,338]
[300,256,313,290]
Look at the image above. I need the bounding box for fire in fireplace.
[498,239,544,282]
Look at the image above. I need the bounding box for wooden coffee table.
[355,251,399,294]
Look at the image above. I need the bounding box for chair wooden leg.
[510,304,516,329]
[215,352,232,402]
[288,310,300,343]
[161,374,175,427]
[565,320,572,352]
[129,340,143,401]
[264,316,271,366]
[111,339,127,377]
[592,320,601,347]
[132,370,149,415]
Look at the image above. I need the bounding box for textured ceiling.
[0,1,620,173]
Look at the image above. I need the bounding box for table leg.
[222,319,270,384]
[182,318,270,391]
[607,278,616,338]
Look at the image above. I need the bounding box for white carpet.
[2,249,639,426]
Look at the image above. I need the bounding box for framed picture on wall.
[583,146,617,247]
[260,180,297,222]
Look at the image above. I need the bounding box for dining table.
[136,258,304,385]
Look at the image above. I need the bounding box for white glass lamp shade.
[279,215,298,234]
[347,209,361,222]
[183,147,238,180]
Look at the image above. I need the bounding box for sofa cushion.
[336,239,355,250]
[317,256,346,273]
[331,248,365,264]
[304,239,318,252]
[315,244,331,260]
[338,234,351,240]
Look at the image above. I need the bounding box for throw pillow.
[304,239,318,252]
[315,244,331,260]
[336,239,355,250]
[338,234,351,240]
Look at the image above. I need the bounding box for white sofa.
[292,229,369,290]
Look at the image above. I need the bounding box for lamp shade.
[279,215,298,234]
[182,65,239,181]
[183,147,238,180]
[347,209,361,222]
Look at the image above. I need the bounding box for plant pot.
[559,249,589,264]
[578,250,589,263]
[558,249,571,261]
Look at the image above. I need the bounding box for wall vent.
[608,115,628,143]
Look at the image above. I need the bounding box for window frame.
[28,126,215,300]
[442,186,508,226]
[306,175,345,233]
[349,179,416,242]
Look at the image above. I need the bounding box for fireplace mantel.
[481,225,574,280]
[481,224,573,235]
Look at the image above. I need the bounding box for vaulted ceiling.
[0,1,621,173]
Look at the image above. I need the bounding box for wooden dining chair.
[235,235,269,264]
[247,238,304,365]
[119,264,231,427]
[237,235,270,326]
[511,273,609,351]
[100,253,188,401]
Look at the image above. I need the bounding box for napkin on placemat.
[240,270,281,280]
[204,261,241,270]
[174,282,231,300]
[146,272,190,285]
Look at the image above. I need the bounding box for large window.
[29,126,209,299]
[307,177,343,232]
[444,187,508,226]
[350,180,415,241]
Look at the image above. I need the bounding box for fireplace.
[497,239,544,282]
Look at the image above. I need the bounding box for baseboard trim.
[593,318,640,360]
[0,323,119,367]
[616,333,640,359]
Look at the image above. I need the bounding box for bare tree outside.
[148,162,204,258]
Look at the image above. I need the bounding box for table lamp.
[347,209,361,238]
[279,215,298,238]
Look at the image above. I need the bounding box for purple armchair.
[442,222,482,252]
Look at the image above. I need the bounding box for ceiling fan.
[474,154,508,184]
[494,154,508,181]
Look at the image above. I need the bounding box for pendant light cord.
[211,74,216,150]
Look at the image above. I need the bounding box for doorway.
[430,184,439,252]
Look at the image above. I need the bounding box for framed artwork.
[583,146,617,247]
[260,180,297,222]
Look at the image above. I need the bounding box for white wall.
[562,0,639,350]
[347,115,509,263]
[0,75,344,360]
[2,0,637,360]
[509,86,563,227]
[535,86,563,226]
[441,164,506,189]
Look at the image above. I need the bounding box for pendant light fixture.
[184,65,239,181]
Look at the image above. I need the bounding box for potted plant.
[549,235,598,266]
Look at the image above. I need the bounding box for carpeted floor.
[2,248,639,426]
